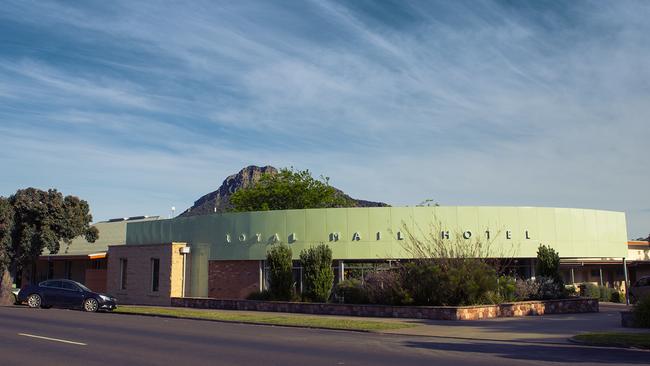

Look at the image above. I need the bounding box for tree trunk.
[0,268,16,306]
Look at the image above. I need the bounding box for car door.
[40,280,63,306]
[59,281,85,308]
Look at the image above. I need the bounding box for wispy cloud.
[0,0,648,237]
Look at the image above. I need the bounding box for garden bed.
[171,297,598,321]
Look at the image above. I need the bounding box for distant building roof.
[629,240,650,247]
[41,216,160,258]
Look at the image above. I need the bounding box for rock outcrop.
[180,165,388,217]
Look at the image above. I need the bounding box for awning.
[38,252,107,260]
[88,252,107,260]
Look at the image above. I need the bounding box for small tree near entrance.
[266,244,294,301]
[535,244,563,285]
[300,244,334,303]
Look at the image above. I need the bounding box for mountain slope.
[180,165,388,217]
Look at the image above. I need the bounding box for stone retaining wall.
[171,297,598,320]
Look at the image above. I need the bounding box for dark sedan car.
[18,279,117,312]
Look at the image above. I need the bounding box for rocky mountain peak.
[179,165,387,217]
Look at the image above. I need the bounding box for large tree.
[229,168,352,211]
[0,188,98,305]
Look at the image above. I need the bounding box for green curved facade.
[126,206,628,260]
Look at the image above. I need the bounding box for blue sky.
[0,1,648,238]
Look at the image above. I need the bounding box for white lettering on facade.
[234,228,535,245]
[226,234,232,243]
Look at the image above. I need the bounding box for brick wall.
[171,297,599,321]
[208,260,261,299]
[85,269,107,293]
[107,243,187,306]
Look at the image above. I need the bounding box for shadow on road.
[404,339,650,364]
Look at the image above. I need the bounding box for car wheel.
[27,294,42,309]
[83,298,99,312]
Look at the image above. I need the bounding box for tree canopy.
[229,168,352,212]
[0,188,98,305]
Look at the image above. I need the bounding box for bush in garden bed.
[633,295,650,328]
[300,244,335,303]
[333,279,368,304]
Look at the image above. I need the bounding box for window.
[151,258,160,292]
[590,269,600,277]
[60,281,79,291]
[42,280,62,289]
[119,258,128,290]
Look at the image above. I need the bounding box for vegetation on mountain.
[181,165,388,216]
[229,168,353,212]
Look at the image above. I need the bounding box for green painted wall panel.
[125,206,628,262]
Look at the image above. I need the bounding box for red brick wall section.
[85,269,107,293]
[208,260,260,299]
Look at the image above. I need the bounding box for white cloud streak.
[0,0,648,237]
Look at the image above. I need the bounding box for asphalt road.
[1,306,648,366]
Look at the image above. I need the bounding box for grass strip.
[571,332,650,349]
[115,306,417,332]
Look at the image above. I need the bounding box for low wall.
[171,297,598,320]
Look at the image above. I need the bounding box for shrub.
[399,261,445,305]
[333,279,368,304]
[497,275,517,303]
[598,286,616,302]
[246,289,272,301]
[446,260,498,305]
[610,291,621,303]
[398,259,498,306]
[583,283,601,299]
[536,244,563,286]
[266,244,294,301]
[536,276,565,300]
[442,259,497,306]
[515,278,540,300]
[300,244,334,302]
[564,285,578,297]
[633,295,650,328]
[364,270,411,305]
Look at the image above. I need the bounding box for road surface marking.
[18,333,87,346]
